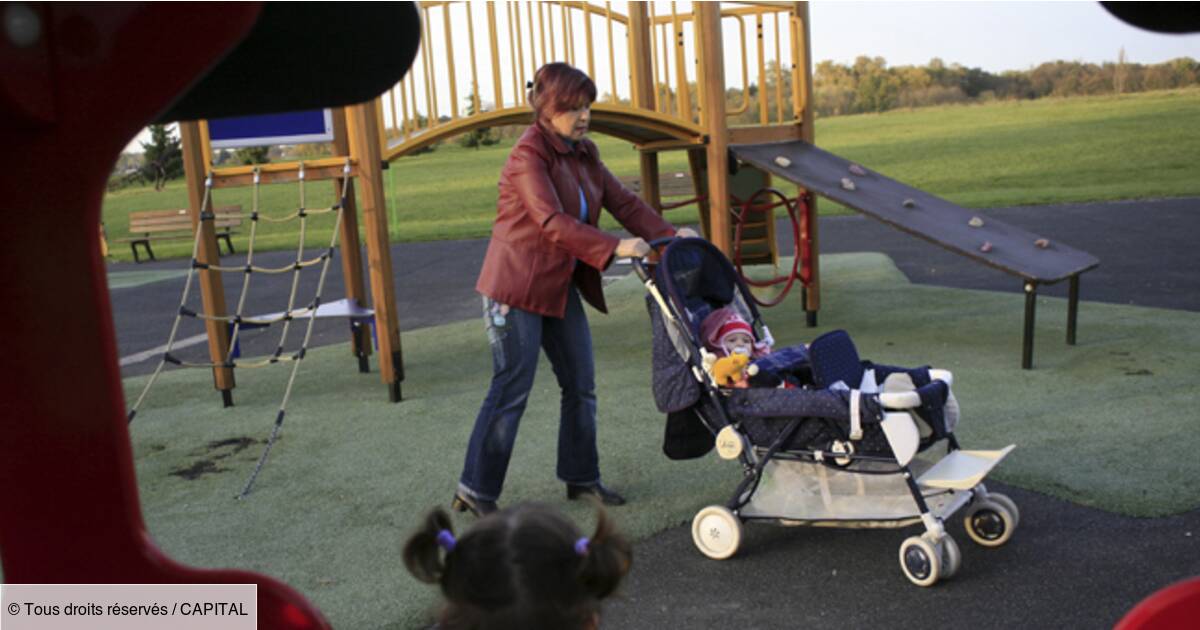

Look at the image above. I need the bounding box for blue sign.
[208,109,334,148]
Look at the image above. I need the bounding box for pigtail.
[576,506,633,599]
[402,507,455,584]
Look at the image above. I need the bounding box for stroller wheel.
[986,492,1021,529]
[964,499,1016,548]
[938,534,962,580]
[899,536,942,587]
[691,506,742,560]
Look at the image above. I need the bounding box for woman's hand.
[676,227,700,239]
[615,237,651,259]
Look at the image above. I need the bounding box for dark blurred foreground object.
[157,2,420,122]
[1,3,418,628]
[1101,2,1200,34]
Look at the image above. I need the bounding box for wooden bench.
[121,206,242,263]
[619,171,698,200]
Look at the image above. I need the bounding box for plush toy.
[710,353,759,388]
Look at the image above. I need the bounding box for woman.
[454,62,698,516]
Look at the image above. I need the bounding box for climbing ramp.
[730,140,1100,369]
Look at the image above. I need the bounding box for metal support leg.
[220,388,234,408]
[1067,275,1079,346]
[1022,282,1037,370]
[803,288,817,327]
[352,320,370,373]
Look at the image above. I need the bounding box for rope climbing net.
[127,160,352,498]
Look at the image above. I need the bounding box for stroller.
[633,238,1018,587]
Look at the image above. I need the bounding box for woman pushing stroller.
[453,62,698,517]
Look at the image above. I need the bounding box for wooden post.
[686,148,711,237]
[794,2,820,323]
[331,108,372,371]
[346,100,404,402]
[179,120,235,405]
[696,2,731,255]
[487,3,503,109]
[628,3,662,212]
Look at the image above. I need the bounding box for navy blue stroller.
[633,238,1018,586]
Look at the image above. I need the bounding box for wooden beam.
[729,123,803,146]
[331,107,371,367]
[687,148,712,238]
[346,100,405,401]
[209,159,361,189]
[635,137,708,153]
[794,1,819,320]
[696,2,731,255]
[179,120,235,401]
[627,3,662,212]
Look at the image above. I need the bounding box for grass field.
[124,253,1200,628]
[100,88,1200,262]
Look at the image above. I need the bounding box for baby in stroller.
[699,306,809,388]
[633,237,1017,587]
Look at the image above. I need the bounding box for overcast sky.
[810,2,1200,72]
[125,2,1199,153]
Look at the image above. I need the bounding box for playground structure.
[170,1,827,408]
[174,105,405,404]
[382,1,818,269]
[365,0,1095,368]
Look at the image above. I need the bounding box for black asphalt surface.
[107,197,1200,628]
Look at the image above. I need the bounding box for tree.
[1115,47,1127,94]
[234,146,271,165]
[458,96,499,149]
[139,124,183,191]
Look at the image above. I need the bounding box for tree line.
[642,54,1198,125]
[804,54,1199,118]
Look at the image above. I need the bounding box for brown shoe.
[451,491,498,517]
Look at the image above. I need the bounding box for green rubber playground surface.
[107,269,190,289]
[123,252,1200,628]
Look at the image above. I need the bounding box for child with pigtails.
[403,503,633,630]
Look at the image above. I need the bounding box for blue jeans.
[459,287,600,501]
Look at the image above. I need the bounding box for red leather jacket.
[476,123,676,317]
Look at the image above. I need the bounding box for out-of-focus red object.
[1114,577,1200,630]
[0,4,329,628]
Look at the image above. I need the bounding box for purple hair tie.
[436,529,456,552]
[574,537,590,556]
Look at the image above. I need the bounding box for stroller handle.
[631,236,680,282]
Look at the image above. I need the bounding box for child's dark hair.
[403,502,632,630]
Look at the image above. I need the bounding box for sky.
[809,1,1200,73]
[125,2,1199,153]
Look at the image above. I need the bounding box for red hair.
[529,62,597,122]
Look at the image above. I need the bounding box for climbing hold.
[848,163,867,176]
[968,216,984,228]
[980,241,993,253]
[902,198,916,208]
[840,177,856,191]
[1034,238,1050,248]
[774,156,792,168]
